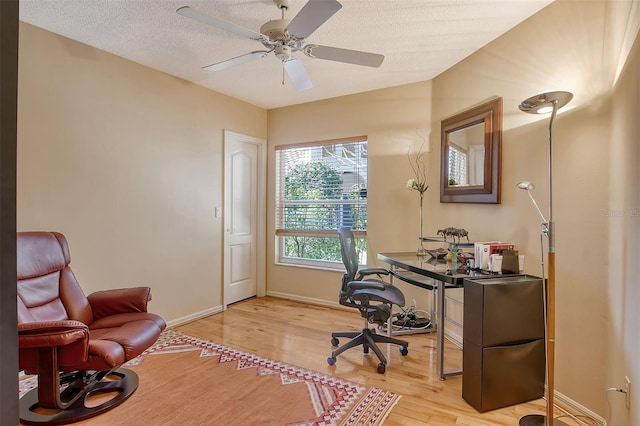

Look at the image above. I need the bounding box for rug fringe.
[378,394,402,426]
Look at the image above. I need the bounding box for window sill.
[274,260,345,273]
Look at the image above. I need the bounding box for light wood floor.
[177,296,581,426]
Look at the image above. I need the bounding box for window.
[275,137,368,268]
[448,143,468,186]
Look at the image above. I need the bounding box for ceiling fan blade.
[177,6,267,42]
[283,59,313,91]
[286,0,342,39]
[305,45,384,67]
[203,51,271,72]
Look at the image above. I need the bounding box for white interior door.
[223,131,266,307]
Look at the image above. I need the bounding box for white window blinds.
[448,143,468,186]
[275,137,368,238]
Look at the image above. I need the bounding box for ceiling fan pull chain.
[282,66,285,86]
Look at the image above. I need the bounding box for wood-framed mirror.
[440,97,502,204]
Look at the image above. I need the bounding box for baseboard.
[267,292,465,337]
[166,305,224,328]
[554,390,605,426]
[444,328,463,348]
[266,291,351,311]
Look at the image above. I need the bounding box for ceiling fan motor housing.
[260,19,290,42]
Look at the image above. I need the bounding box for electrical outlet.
[625,376,631,409]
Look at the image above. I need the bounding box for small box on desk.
[487,250,524,274]
[474,242,515,270]
[462,275,545,412]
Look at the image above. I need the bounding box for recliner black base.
[20,368,138,425]
[328,328,409,373]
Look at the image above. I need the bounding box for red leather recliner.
[17,231,166,424]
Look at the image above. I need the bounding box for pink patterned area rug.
[20,329,400,425]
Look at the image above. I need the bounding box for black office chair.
[327,227,409,373]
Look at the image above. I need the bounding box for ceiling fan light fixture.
[275,45,292,60]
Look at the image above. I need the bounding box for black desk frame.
[378,252,492,380]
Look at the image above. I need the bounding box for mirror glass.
[447,122,485,187]
[440,97,502,204]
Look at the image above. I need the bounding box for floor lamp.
[517,91,573,426]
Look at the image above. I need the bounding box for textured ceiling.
[19,0,554,109]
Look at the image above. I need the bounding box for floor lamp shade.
[519,91,573,114]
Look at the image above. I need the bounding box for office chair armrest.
[356,268,390,280]
[347,280,386,291]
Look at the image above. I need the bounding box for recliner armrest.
[18,321,89,348]
[347,280,386,291]
[356,268,390,280]
[88,286,152,320]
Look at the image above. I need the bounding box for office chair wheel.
[400,346,409,356]
[377,363,386,374]
[331,337,339,346]
[327,356,337,366]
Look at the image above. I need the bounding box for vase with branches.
[406,139,429,256]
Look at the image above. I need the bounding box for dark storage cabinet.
[462,275,545,412]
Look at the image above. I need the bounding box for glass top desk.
[377,252,495,380]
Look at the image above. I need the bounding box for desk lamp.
[518,91,573,426]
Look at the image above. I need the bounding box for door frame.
[223,130,266,308]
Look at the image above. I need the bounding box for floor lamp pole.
[518,91,572,426]
[546,248,556,425]
[546,100,557,426]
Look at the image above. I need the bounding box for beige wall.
[16,0,640,423]
[432,0,613,418]
[17,23,267,322]
[607,9,640,426]
[267,0,640,423]
[267,81,435,308]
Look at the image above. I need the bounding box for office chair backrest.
[338,227,359,282]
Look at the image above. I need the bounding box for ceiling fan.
[176,0,384,91]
